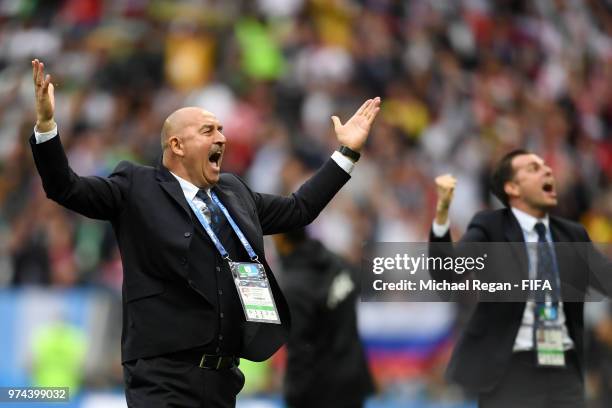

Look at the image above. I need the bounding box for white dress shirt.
[508,208,573,351]
[169,171,214,223]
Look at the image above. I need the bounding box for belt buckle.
[199,354,223,370]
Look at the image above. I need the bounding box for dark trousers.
[123,350,245,408]
[478,350,585,408]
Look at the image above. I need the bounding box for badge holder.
[534,303,565,367]
[187,192,281,325]
[229,260,281,324]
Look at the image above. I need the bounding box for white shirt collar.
[511,207,550,234]
[169,171,206,201]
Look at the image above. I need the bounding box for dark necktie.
[534,222,560,303]
[196,189,225,234]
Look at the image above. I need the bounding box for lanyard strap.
[186,191,258,261]
[210,192,258,261]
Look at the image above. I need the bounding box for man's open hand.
[32,59,55,132]
[331,97,381,153]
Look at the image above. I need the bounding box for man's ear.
[169,136,184,157]
[504,180,519,200]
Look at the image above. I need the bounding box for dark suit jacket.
[30,134,351,363]
[429,208,611,393]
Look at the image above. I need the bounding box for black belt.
[166,348,239,370]
[199,354,239,370]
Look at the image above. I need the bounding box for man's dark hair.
[490,149,531,206]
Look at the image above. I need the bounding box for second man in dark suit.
[429,150,611,408]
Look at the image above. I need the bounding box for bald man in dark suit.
[29,58,381,407]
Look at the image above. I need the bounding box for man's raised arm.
[30,59,130,220]
[250,97,381,235]
[428,175,490,282]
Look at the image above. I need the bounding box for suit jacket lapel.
[154,163,262,255]
[153,163,264,264]
[155,164,191,219]
[549,218,576,300]
[504,209,529,280]
[549,218,570,244]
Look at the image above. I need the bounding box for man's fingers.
[357,99,372,115]
[435,174,455,183]
[356,99,371,116]
[347,97,381,122]
[32,60,38,84]
[373,96,381,109]
[367,106,380,122]
[42,74,51,93]
[365,97,380,119]
[335,97,381,129]
[435,174,457,190]
[363,97,381,118]
[36,62,41,84]
[34,61,42,87]
[331,116,342,131]
[438,182,457,191]
[367,97,380,111]
[48,83,55,107]
[438,180,457,188]
[34,59,41,83]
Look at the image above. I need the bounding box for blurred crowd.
[0,0,611,402]
[1,0,611,286]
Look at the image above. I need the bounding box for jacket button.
[184,232,192,238]
[218,289,223,295]
[180,257,187,265]
[215,266,221,272]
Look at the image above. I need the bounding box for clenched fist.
[32,59,56,132]
[435,174,457,225]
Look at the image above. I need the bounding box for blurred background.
[0,0,611,407]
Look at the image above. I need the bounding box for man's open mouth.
[542,181,555,194]
[208,151,221,167]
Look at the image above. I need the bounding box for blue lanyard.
[186,191,259,262]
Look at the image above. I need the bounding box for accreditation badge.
[535,324,565,367]
[229,261,281,324]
